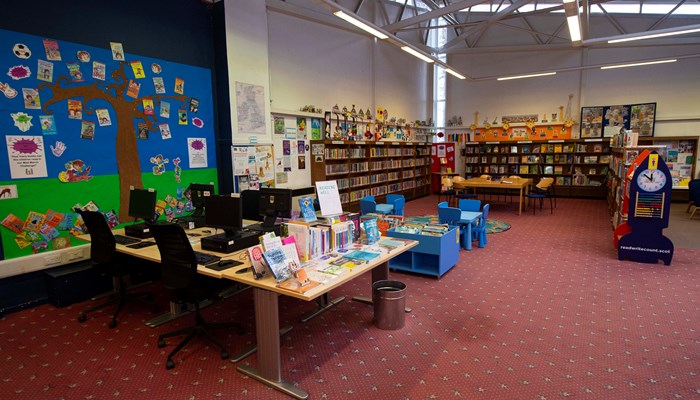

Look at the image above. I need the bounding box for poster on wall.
[231,146,249,175]
[6,135,48,179]
[603,105,630,138]
[580,106,604,138]
[235,81,266,136]
[630,103,656,137]
[187,137,208,168]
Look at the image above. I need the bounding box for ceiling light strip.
[333,11,389,39]
[401,46,435,63]
[608,28,700,43]
[445,68,466,80]
[600,59,677,69]
[497,72,557,81]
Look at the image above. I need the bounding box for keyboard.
[126,241,157,249]
[114,234,141,245]
[193,251,221,266]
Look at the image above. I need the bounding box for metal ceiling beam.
[382,0,484,31]
[647,0,687,30]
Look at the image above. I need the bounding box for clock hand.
[644,173,653,182]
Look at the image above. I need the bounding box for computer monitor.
[204,194,242,236]
[127,188,157,222]
[258,188,293,228]
[187,183,215,217]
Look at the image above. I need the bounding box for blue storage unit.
[386,226,460,278]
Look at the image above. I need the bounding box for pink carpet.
[1,196,699,399]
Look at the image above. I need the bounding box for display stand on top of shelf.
[617,150,674,265]
[309,140,431,212]
[463,138,611,198]
[386,226,459,278]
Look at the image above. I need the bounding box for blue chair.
[385,194,405,216]
[438,206,472,250]
[438,201,448,209]
[688,179,700,219]
[359,196,393,215]
[471,203,490,248]
[458,199,481,212]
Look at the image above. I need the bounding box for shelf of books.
[463,138,611,198]
[638,136,698,202]
[310,140,431,211]
[386,224,459,278]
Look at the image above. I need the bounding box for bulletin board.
[270,113,313,189]
[0,28,217,260]
[231,144,275,192]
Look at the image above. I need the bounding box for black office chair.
[240,189,263,221]
[74,208,156,328]
[149,223,244,369]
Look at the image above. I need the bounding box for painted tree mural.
[38,62,188,218]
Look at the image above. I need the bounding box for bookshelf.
[463,138,611,198]
[638,136,698,202]
[310,140,431,211]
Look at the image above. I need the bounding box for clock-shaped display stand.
[618,151,674,265]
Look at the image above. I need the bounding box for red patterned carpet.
[1,196,699,399]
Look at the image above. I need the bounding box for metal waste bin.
[372,280,406,330]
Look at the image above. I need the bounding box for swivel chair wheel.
[77,313,87,323]
[221,351,229,360]
[166,359,175,370]
[108,319,118,329]
[157,339,166,348]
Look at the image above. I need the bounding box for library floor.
[1,195,699,400]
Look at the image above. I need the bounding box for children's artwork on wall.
[580,106,604,138]
[0,28,217,260]
[630,103,656,137]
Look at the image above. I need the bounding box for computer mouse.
[218,260,234,267]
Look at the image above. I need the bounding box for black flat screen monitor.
[204,194,242,236]
[258,188,293,228]
[187,183,215,217]
[127,188,157,222]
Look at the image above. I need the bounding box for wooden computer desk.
[454,177,532,215]
[80,226,417,400]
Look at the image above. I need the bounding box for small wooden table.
[454,178,532,215]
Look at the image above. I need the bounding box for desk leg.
[467,223,473,250]
[299,293,346,323]
[230,325,293,363]
[237,288,308,399]
[519,187,523,216]
[352,262,411,313]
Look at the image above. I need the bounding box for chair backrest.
[386,194,405,215]
[437,201,448,209]
[689,179,700,203]
[452,176,466,185]
[459,199,481,212]
[74,208,116,264]
[475,203,490,229]
[441,176,453,188]
[240,189,262,221]
[536,177,554,190]
[149,223,197,290]
[359,196,377,215]
[438,206,462,225]
[480,174,492,181]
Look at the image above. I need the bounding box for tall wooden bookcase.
[310,140,431,211]
[463,138,612,198]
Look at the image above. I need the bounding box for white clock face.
[636,168,667,192]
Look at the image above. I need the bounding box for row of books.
[393,222,449,236]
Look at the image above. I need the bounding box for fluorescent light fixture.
[497,72,557,81]
[600,59,677,70]
[401,46,435,63]
[563,0,582,42]
[445,68,466,80]
[566,15,582,42]
[333,11,388,39]
[608,28,700,43]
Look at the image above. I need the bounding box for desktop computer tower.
[124,223,153,238]
[201,230,262,254]
[175,215,206,230]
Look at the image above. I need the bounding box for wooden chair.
[453,176,476,202]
